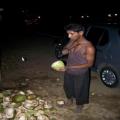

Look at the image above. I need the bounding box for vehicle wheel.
[98,65,119,87]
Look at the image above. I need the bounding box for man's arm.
[86,45,95,67]
[62,41,73,55]
[62,48,69,55]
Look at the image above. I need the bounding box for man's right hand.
[53,67,66,72]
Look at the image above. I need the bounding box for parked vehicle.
[54,24,120,88]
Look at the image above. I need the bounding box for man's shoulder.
[84,40,95,51]
[83,39,93,46]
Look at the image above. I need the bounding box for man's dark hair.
[64,23,85,32]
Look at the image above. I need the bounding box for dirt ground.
[1,34,120,120]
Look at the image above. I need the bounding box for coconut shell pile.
[0,89,59,120]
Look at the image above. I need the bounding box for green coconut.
[0,104,4,113]
[2,90,12,96]
[0,98,3,103]
[51,60,65,71]
[0,93,3,98]
[12,94,26,103]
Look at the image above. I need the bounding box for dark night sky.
[2,9,64,36]
[1,8,120,37]
[0,7,119,49]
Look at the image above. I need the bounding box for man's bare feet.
[75,105,84,113]
[64,98,73,106]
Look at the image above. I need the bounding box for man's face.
[67,30,81,41]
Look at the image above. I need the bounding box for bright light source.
[108,14,112,17]
[81,16,84,18]
[22,57,25,62]
[114,13,118,16]
[38,16,41,19]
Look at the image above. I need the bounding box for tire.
[98,65,119,88]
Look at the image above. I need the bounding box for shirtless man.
[59,23,95,112]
